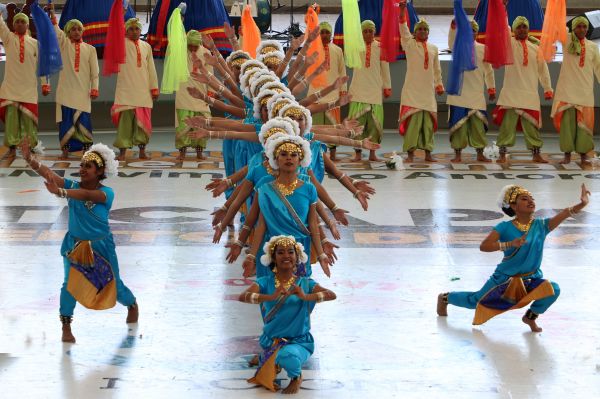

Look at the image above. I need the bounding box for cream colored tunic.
[399,22,443,113]
[307,42,347,104]
[348,40,391,105]
[54,24,99,119]
[552,34,600,115]
[114,39,159,108]
[446,42,495,111]
[175,47,212,123]
[496,37,552,111]
[0,17,41,104]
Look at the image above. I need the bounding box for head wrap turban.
[186,29,201,45]
[125,18,142,30]
[470,20,479,33]
[13,13,29,27]
[511,16,529,32]
[319,22,332,33]
[361,20,376,31]
[64,19,84,35]
[414,19,430,31]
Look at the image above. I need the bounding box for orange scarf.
[19,34,25,63]
[324,43,330,70]
[417,39,429,69]
[579,39,586,68]
[133,40,142,67]
[519,39,528,66]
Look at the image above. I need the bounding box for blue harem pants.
[448,271,561,315]
[60,257,136,316]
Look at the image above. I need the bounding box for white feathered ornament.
[260,235,308,266]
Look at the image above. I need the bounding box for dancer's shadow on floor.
[436,318,555,397]
[61,326,139,395]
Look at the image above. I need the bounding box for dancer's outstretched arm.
[242,211,267,278]
[187,87,245,118]
[548,184,590,231]
[213,180,255,242]
[324,155,371,210]
[300,76,349,106]
[187,127,259,142]
[308,171,349,225]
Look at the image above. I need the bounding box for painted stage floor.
[1,131,599,398]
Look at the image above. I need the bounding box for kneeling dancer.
[238,235,336,394]
[437,184,590,332]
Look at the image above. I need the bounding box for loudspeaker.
[567,10,600,40]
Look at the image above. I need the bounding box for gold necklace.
[513,218,533,232]
[275,275,296,290]
[275,178,298,196]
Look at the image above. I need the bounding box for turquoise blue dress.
[222,87,247,198]
[302,132,325,183]
[256,276,317,379]
[256,178,317,278]
[59,179,136,316]
[448,218,560,314]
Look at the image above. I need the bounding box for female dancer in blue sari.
[238,235,336,394]
[20,140,137,343]
[438,184,590,332]
[241,135,334,279]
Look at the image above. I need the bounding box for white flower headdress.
[278,102,312,135]
[252,88,279,120]
[258,117,300,146]
[250,71,279,99]
[83,143,119,177]
[267,92,296,119]
[256,40,284,55]
[260,235,308,266]
[265,134,312,170]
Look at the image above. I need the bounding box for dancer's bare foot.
[248,354,259,367]
[450,150,462,163]
[126,302,139,323]
[7,147,16,158]
[349,151,362,162]
[61,325,76,343]
[59,148,69,160]
[476,150,492,163]
[176,148,186,160]
[580,153,592,166]
[138,148,150,160]
[437,293,448,316]
[424,151,437,162]
[559,152,571,164]
[116,149,127,161]
[532,152,548,163]
[496,153,507,164]
[522,314,542,332]
[368,150,383,162]
[406,150,414,163]
[196,148,205,160]
[282,376,302,394]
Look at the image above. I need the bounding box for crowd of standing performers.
[3,1,598,165]
[1,0,598,395]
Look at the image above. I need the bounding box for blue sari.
[256,179,317,278]
[249,276,316,384]
[59,179,135,316]
[448,218,559,324]
[303,132,325,183]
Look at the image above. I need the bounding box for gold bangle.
[316,291,325,303]
[242,225,251,231]
[246,253,256,260]
[250,293,259,304]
